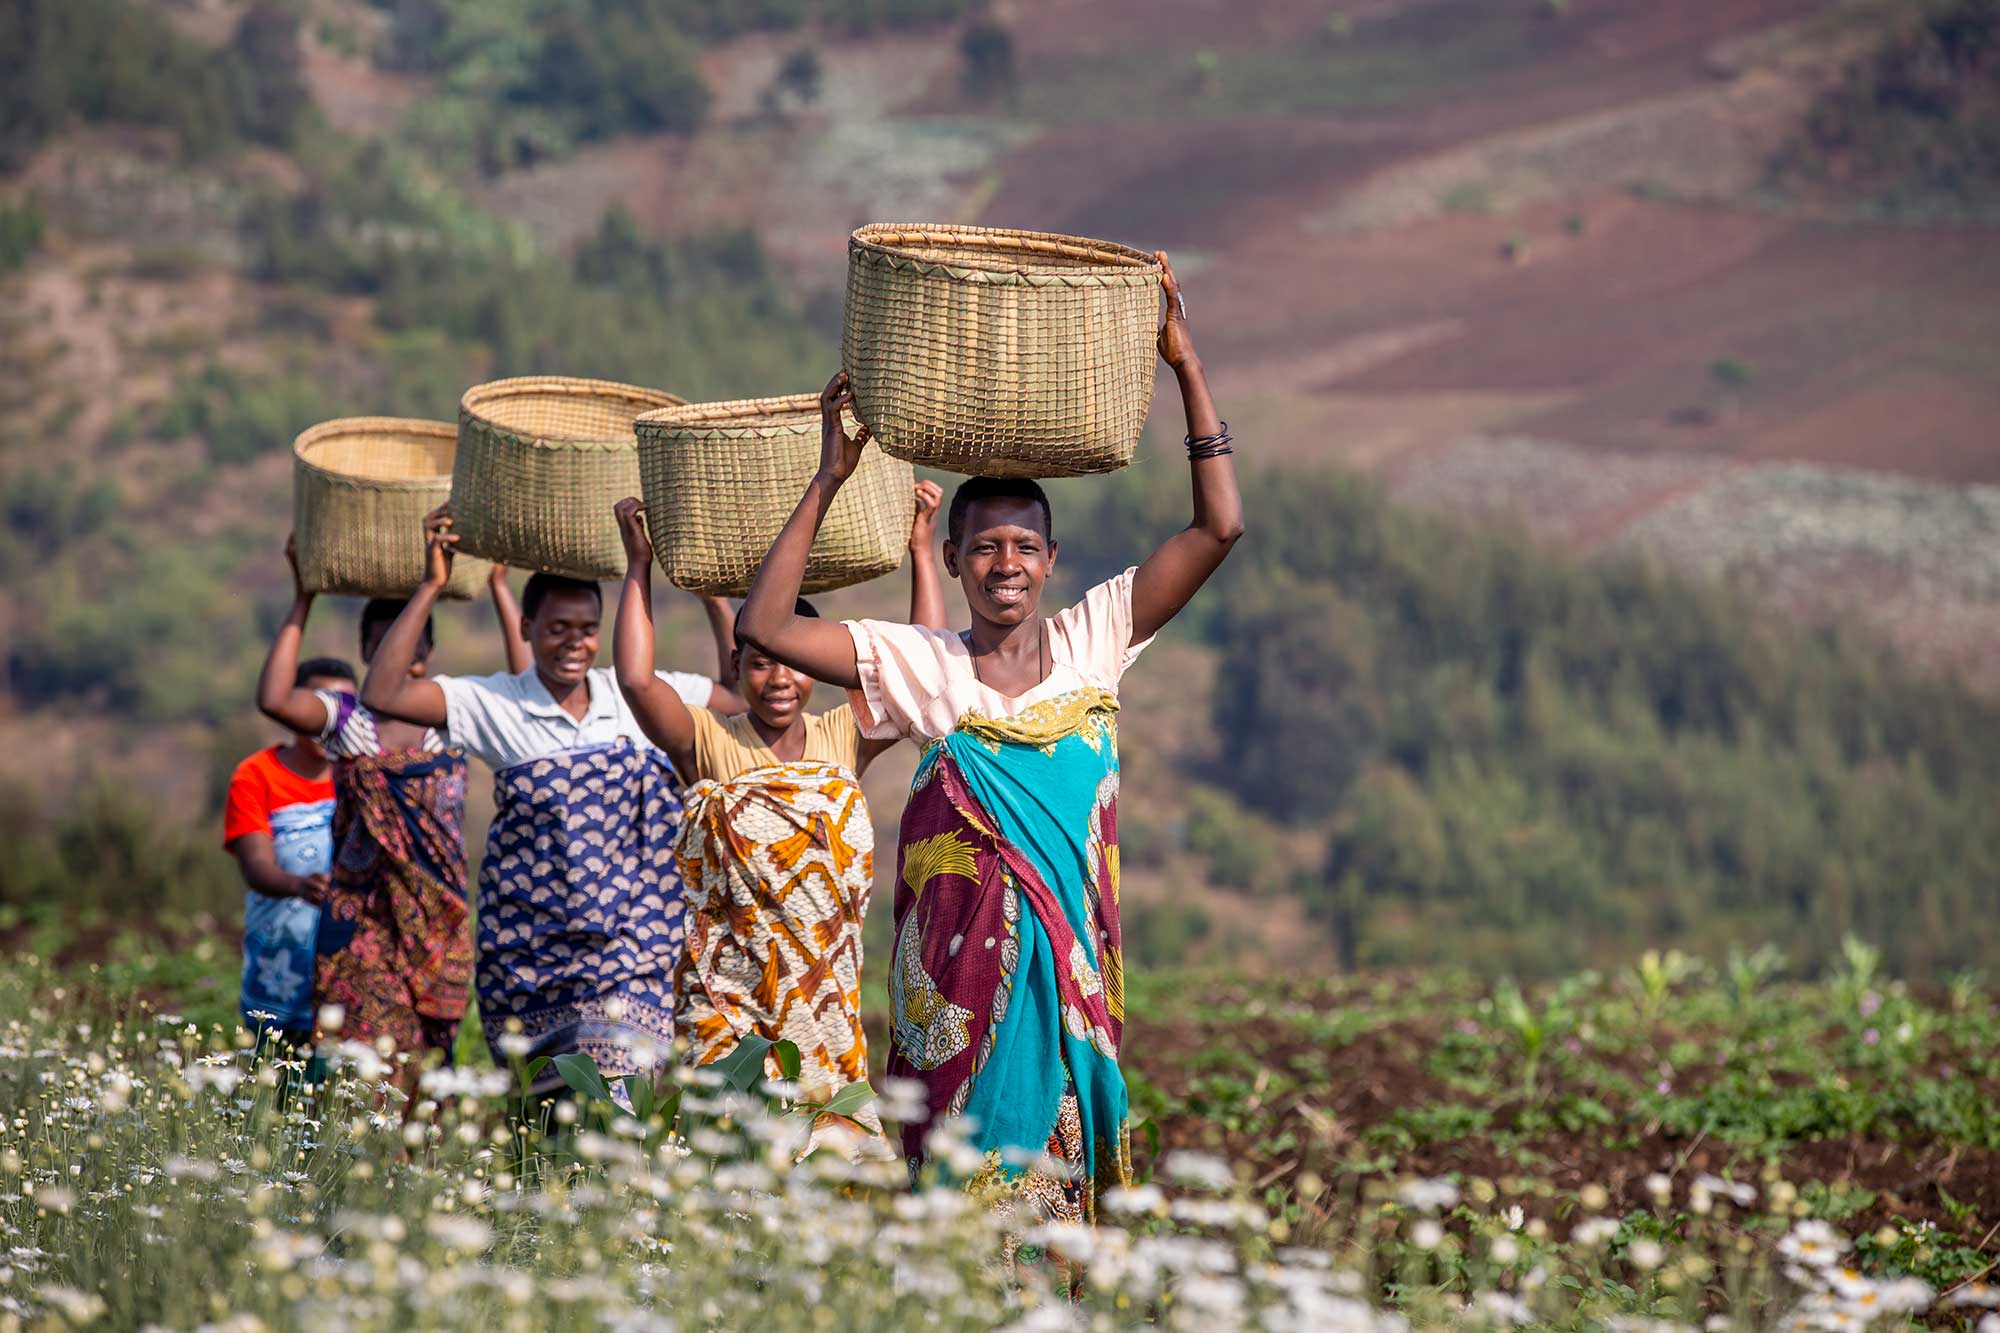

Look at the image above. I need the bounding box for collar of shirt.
[516,668,619,729]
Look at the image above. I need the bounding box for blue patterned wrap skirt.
[477,739,687,1091]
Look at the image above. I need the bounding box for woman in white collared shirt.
[362,510,739,1095]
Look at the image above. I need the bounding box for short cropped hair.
[733,598,819,651]
[522,572,602,621]
[296,656,356,688]
[361,598,433,657]
[947,476,1054,546]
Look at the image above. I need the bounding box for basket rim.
[293,416,459,490]
[849,223,1163,287]
[460,375,688,447]
[635,392,843,440]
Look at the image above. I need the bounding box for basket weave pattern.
[637,395,915,598]
[293,417,489,600]
[842,224,1161,479]
[453,376,685,581]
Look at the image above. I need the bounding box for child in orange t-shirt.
[222,656,353,1043]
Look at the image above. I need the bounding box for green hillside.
[1061,465,2000,977]
[4,0,2000,984]
[1775,0,2000,219]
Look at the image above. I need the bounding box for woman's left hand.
[1157,250,1198,371]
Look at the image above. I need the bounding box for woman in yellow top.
[610,484,945,1140]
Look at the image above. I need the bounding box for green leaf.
[624,1072,654,1122]
[553,1052,611,1103]
[813,1082,876,1122]
[772,1040,802,1082]
[519,1054,552,1098]
[710,1035,775,1094]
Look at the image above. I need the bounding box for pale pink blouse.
[843,567,1153,743]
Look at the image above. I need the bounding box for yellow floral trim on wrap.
[948,686,1120,757]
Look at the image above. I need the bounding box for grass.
[1,940,1995,1328]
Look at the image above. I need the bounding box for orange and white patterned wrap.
[671,760,883,1138]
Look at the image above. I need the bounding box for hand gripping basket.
[452,376,686,581]
[636,394,915,597]
[292,417,490,600]
[842,224,1162,479]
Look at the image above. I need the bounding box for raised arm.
[488,563,532,674]
[698,594,747,712]
[736,372,872,689]
[359,508,451,727]
[907,480,948,629]
[701,595,740,691]
[1129,252,1245,645]
[850,465,949,772]
[255,536,337,736]
[611,498,700,776]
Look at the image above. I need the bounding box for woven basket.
[842,223,1162,479]
[452,376,686,581]
[292,418,490,600]
[636,394,915,597]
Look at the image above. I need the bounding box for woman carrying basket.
[360,509,740,1093]
[609,481,945,1152]
[737,254,1243,1221]
[253,539,530,1071]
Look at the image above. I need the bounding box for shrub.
[0,202,44,271]
[960,20,1015,96]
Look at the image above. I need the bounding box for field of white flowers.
[1,950,1996,1332]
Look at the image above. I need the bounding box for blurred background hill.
[2,0,1998,989]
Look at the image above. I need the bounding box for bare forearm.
[257,596,311,715]
[909,545,947,629]
[1177,354,1223,440]
[702,596,739,690]
[740,475,864,687]
[741,475,838,649]
[615,564,699,754]
[614,563,659,691]
[230,842,296,898]
[1179,358,1243,546]
[361,584,441,718]
[490,574,531,674]
[1129,360,1245,642]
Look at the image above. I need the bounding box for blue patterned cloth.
[242,800,334,1032]
[478,740,687,1091]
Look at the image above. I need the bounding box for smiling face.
[944,496,1058,628]
[736,642,813,732]
[524,588,602,688]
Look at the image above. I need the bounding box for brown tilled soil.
[1121,1003,2000,1246]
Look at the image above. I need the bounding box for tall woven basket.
[292,418,490,600]
[842,223,1162,479]
[636,395,915,597]
[452,376,685,581]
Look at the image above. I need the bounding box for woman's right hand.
[614,497,655,568]
[817,370,872,485]
[421,504,458,589]
[285,533,310,602]
[290,873,329,905]
[909,480,943,551]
